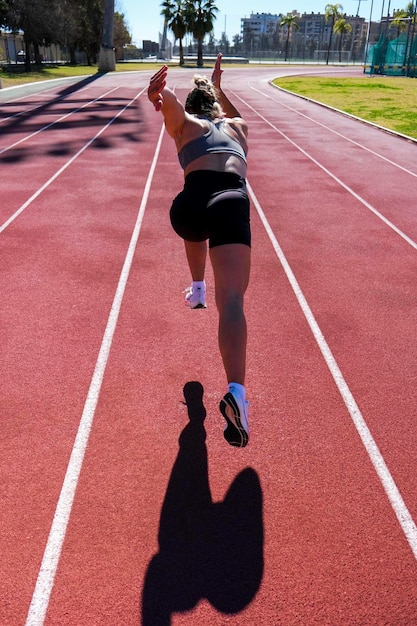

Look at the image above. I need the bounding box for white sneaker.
[184,283,207,309]
[219,387,249,448]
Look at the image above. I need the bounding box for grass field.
[272,75,417,140]
[1,63,416,140]
[0,62,161,87]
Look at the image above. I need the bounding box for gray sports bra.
[178,119,247,170]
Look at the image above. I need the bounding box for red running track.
[1,66,416,625]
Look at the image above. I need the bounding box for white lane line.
[248,82,417,179]
[248,179,417,561]
[25,120,166,626]
[0,86,120,154]
[0,87,145,235]
[233,90,417,252]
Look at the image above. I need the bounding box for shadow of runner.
[141,381,264,626]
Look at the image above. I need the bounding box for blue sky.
[117,0,381,47]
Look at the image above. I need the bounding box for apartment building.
[241,12,282,42]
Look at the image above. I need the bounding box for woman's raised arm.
[211,54,243,120]
[148,65,186,139]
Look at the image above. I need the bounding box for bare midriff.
[183,152,247,178]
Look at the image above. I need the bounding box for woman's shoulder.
[223,116,248,136]
[184,112,212,128]
[178,115,211,148]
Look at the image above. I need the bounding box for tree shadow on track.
[0,73,144,164]
[141,381,264,626]
[0,73,101,120]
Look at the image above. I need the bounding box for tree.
[55,0,105,66]
[207,31,216,54]
[325,3,343,65]
[219,31,230,54]
[259,33,270,51]
[113,11,131,60]
[333,17,352,62]
[233,33,243,54]
[184,0,218,67]
[82,0,105,65]
[54,0,84,64]
[4,0,61,70]
[161,0,187,65]
[242,25,254,54]
[0,0,9,27]
[391,3,415,35]
[279,13,299,61]
[2,0,122,68]
[391,9,408,35]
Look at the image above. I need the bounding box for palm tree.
[279,13,300,61]
[333,17,352,62]
[161,0,187,65]
[390,3,415,35]
[391,9,408,35]
[325,3,343,65]
[184,0,218,67]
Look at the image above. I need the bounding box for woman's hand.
[148,65,168,112]
[211,53,223,89]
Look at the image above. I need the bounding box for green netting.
[364,30,417,76]
[407,33,417,77]
[383,32,407,74]
[364,34,387,74]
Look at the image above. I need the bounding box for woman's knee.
[215,290,244,316]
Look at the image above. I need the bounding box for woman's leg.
[183,240,208,309]
[209,243,251,385]
[184,240,207,281]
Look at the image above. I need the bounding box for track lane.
[0,79,163,625]
[231,72,416,518]
[1,68,416,625]
[0,85,147,229]
[232,80,417,244]
[250,80,417,177]
[0,85,121,154]
[38,116,417,625]
[1,76,154,238]
[228,75,417,529]
[41,76,417,624]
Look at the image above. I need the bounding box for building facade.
[241,12,282,51]
[239,11,367,61]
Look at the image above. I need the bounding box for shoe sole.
[219,392,249,448]
[189,303,207,309]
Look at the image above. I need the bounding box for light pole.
[364,0,375,71]
[410,0,417,76]
[98,0,115,73]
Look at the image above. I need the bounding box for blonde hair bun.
[193,75,213,90]
[185,74,224,119]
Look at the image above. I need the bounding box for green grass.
[0,62,167,88]
[272,75,417,140]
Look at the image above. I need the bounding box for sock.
[228,382,246,400]
[192,280,205,292]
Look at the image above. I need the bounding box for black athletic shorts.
[170,170,251,248]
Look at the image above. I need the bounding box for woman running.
[148,54,251,448]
